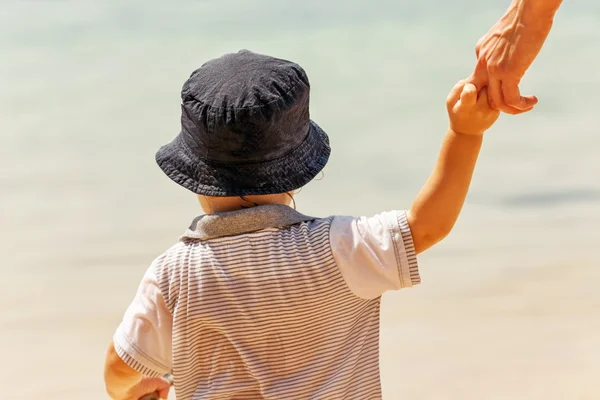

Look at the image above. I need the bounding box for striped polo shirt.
[114,204,419,399]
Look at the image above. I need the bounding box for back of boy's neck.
[197,194,293,214]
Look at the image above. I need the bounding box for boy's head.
[155,50,330,210]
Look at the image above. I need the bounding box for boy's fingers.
[459,84,477,108]
[447,79,467,105]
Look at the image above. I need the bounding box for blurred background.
[1,0,599,398]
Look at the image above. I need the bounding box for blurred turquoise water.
[2,0,598,271]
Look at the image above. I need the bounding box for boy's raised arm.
[407,82,499,254]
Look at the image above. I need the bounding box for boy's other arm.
[104,341,142,399]
[104,341,172,400]
[105,263,173,400]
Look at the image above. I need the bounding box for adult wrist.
[518,0,561,23]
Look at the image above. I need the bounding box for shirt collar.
[181,204,317,241]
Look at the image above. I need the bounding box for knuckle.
[487,63,507,76]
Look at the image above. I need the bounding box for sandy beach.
[3,201,600,399]
[4,253,600,399]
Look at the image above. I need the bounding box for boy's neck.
[197,193,294,214]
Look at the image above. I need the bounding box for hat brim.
[155,120,331,196]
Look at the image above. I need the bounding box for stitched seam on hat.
[193,107,217,192]
[175,133,196,164]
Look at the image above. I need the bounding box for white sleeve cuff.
[391,210,420,288]
[113,328,170,378]
[330,210,421,299]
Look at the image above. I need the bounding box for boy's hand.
[446,81,500,136]
[124,377,171,400]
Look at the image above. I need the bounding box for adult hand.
[467,3,556,114]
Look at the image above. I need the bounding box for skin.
[104,340,171,400]
[469,0,563,114]
[197,192,294,213]
[406,81,499,253]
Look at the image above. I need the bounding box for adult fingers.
[487,77,526,114]
[502,80,538,111]
[486,77,503,110]
[476,86,489,106]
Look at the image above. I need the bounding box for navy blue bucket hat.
[155,50,331,197]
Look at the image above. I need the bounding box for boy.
[104,50,499,400]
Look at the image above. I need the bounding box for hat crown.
[180,50,311,164]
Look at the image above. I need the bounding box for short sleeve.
[113,263,173,378]
[329,210,420,299]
